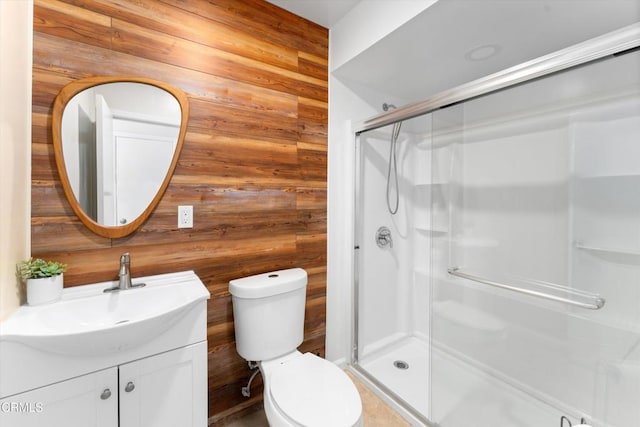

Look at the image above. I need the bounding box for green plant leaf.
[16,257,67,281]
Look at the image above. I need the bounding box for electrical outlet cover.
[178,205,193,228]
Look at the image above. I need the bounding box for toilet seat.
[268,353,362,427]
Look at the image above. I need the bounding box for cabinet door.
[0,367,118,427]
[119,341,207,427]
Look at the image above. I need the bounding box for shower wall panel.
[357,129,413,356]
[355,117,432,418]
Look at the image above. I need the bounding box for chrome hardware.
[100,389,111,400]
[104,252,146,292]
[448,267,605,310]
[393,360,409,370]
[118,253,132,289]
[124,382,135,392]
[376,226,393,249]
[360,26,640,134]
[119,218,127,224]
[241,362,261,398]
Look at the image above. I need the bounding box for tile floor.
[218,371,410,426]
[347,371,411,427]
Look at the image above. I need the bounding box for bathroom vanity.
[0,271,210,427]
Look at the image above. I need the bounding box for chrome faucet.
[104,252,145,292]
[118,252,132,290]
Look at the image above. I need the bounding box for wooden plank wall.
[31,0,328,422]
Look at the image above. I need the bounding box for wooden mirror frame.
[52,75,189,238]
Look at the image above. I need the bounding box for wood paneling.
[31,0,328,422]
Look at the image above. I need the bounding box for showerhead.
[382,102,396,111]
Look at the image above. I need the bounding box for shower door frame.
[352,128,436,426]
[350,22,640,426]
[354,24,640,134]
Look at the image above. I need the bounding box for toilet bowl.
[229,268,363,427]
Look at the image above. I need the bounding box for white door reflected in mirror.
[61,82,181,227]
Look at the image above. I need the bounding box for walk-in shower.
[352,25,640,427]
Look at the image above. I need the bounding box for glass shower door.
[354,114,432,423]
[430,47,640,426]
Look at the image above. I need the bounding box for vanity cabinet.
[0,342,207,427]
[0,270,210,427]
[119,341,207,427]
[0,367,118,427]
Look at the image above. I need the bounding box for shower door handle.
[447,267,605,310]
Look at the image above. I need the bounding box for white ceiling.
[269,0,640,104]
[266,0,359,28]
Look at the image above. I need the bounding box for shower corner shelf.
[415,226,449,235]
[415,139,435,150]
[574,173,640,180]
[414,182,449,189]
[574,242,640,256]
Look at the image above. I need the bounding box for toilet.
[229,268,363,427]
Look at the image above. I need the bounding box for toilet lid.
[270,353,362,427]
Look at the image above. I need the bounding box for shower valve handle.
[376,226,393,248]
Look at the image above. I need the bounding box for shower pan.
[352,24,640,427]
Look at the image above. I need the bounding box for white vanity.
[0,271,210,427]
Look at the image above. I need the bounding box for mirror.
[52,76,189,238]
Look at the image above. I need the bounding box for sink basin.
[1,270,209,356]
[0,270,210,399]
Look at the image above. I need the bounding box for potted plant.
[17,257,67,306]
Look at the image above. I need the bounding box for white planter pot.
[26,274,64,306]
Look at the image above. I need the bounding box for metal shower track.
[354,23,640,134]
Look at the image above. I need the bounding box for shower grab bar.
[447,267,605,310]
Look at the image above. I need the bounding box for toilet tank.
[229,268,307,361]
